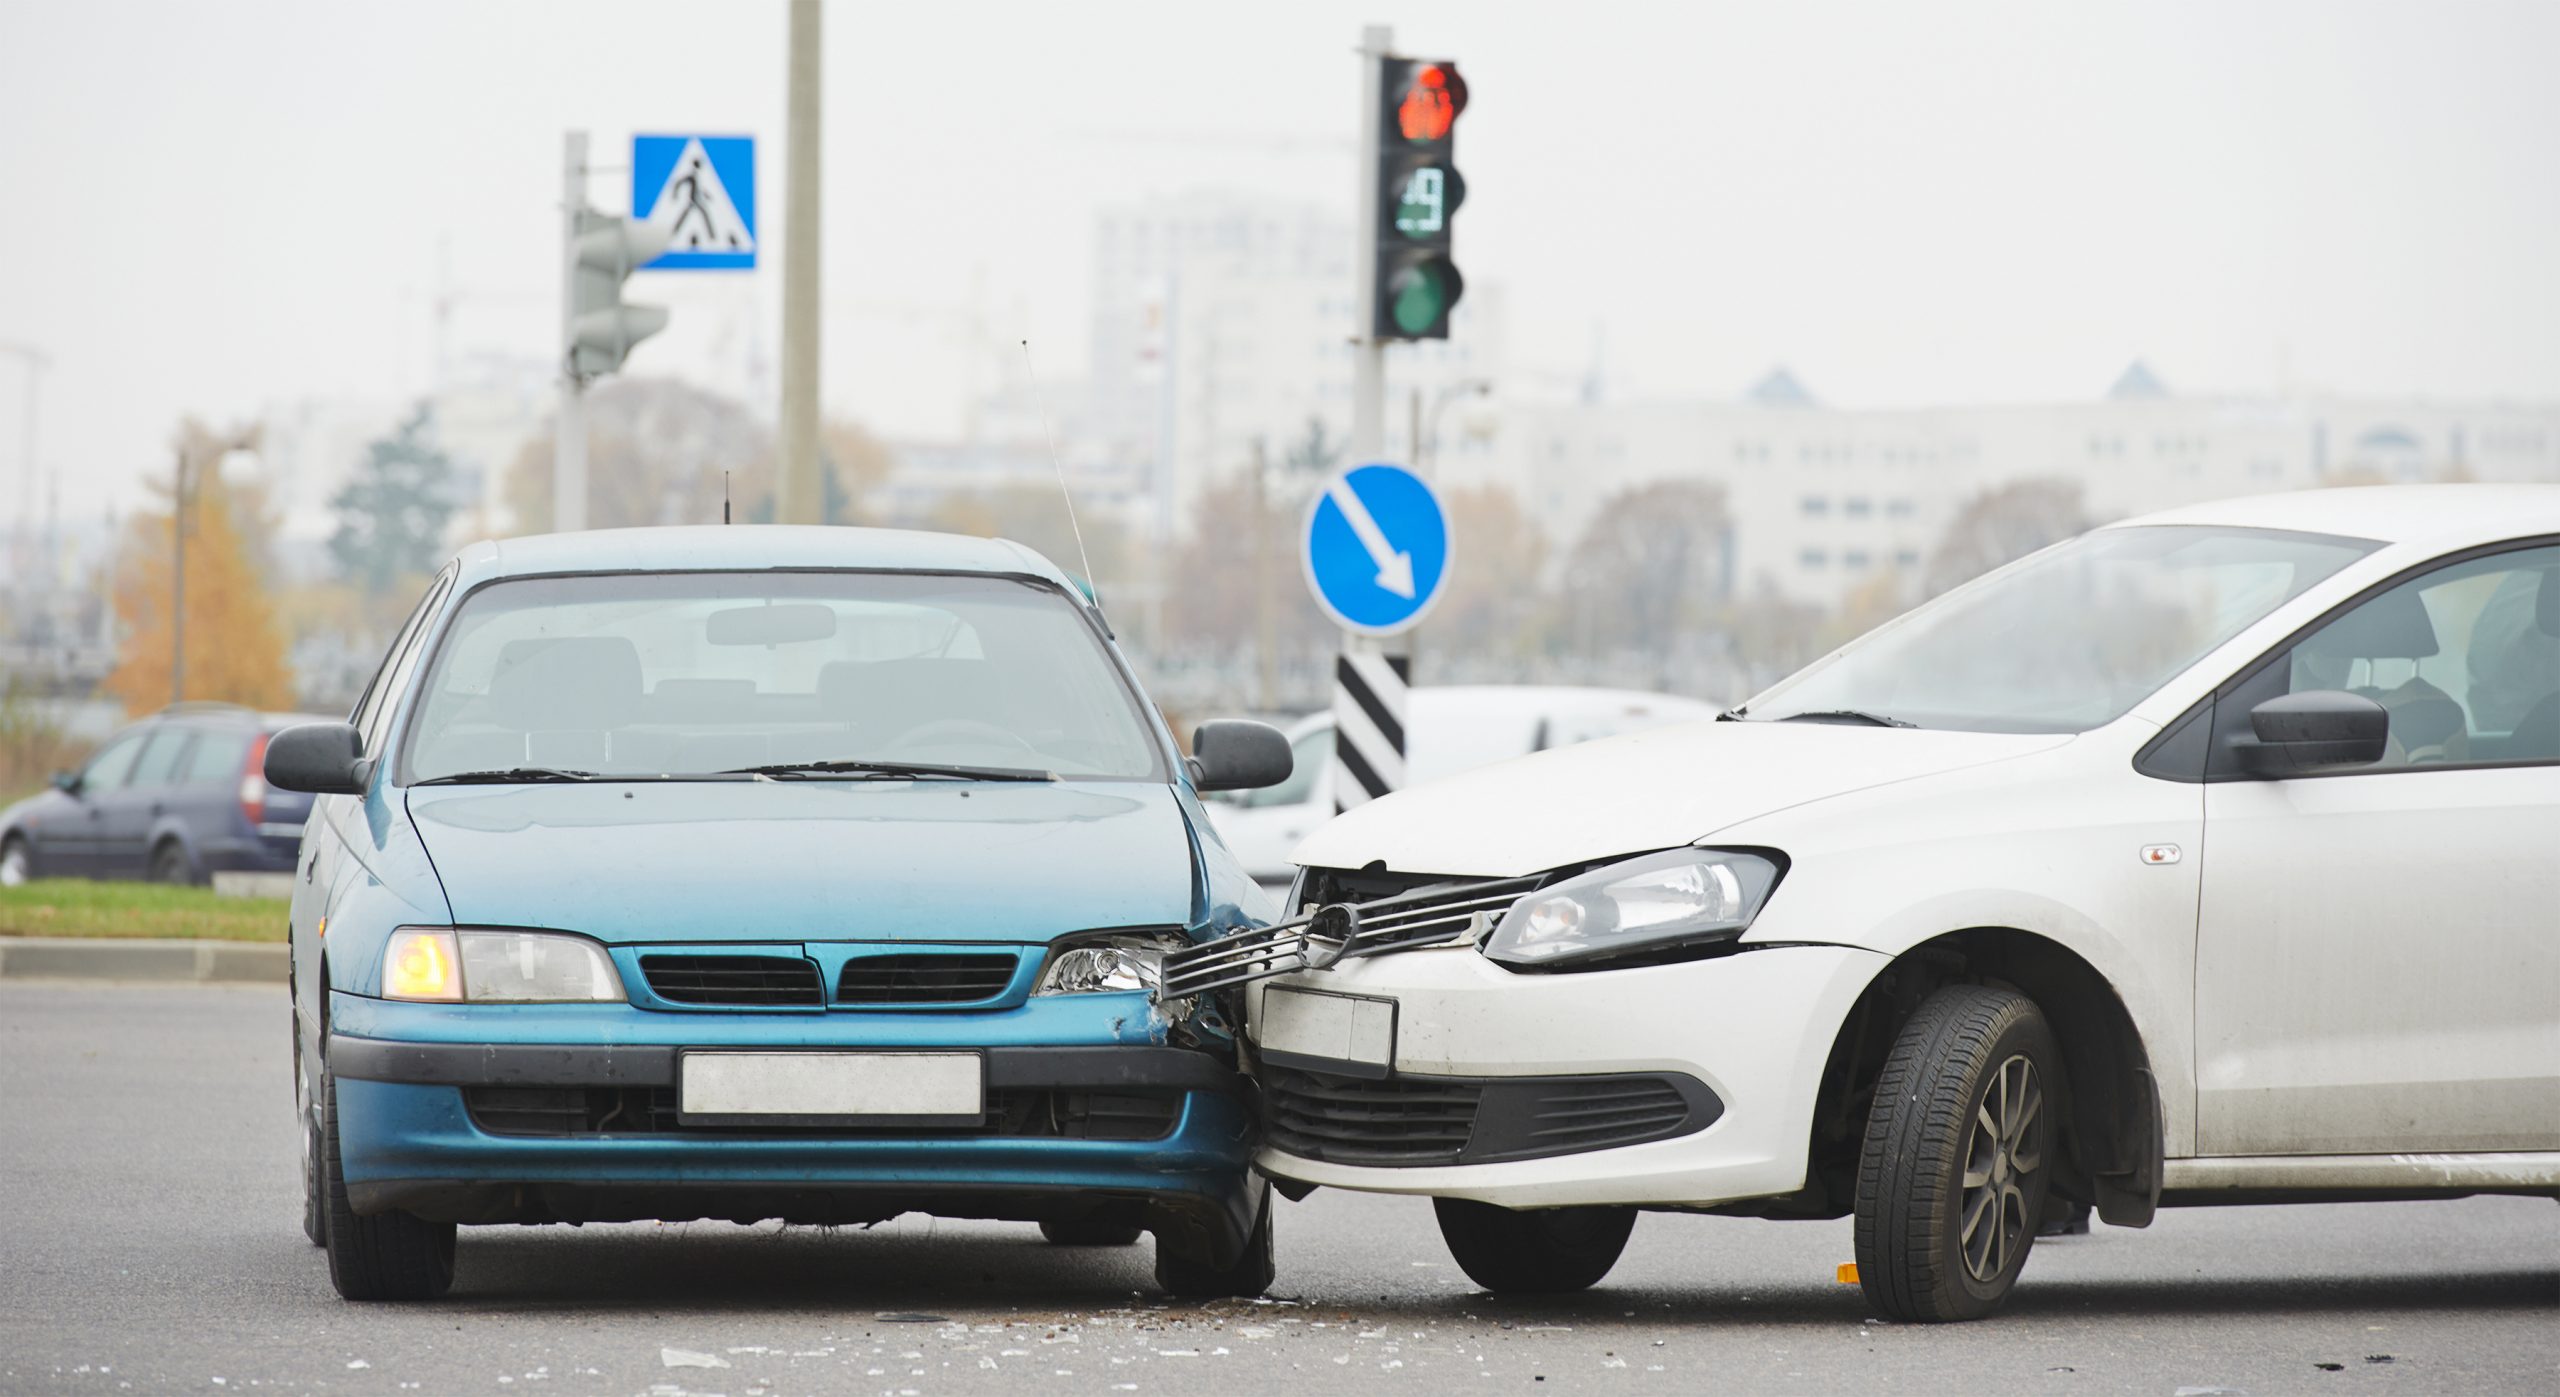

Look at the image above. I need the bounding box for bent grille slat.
[1160,872,1545,998]
[639,953,823,1007]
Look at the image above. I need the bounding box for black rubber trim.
[330,1036,1242,1095]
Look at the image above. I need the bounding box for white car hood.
[1291,718,2073,878]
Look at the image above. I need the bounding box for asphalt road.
[2,983,2552,1397]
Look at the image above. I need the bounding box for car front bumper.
[325,991,1259,1261]
[1244,942,1886,1209]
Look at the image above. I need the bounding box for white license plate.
[679,1051,984,1122]
[1256,987,1397,1074]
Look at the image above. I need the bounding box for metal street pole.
[0,343,47,609]
[777,0,825,525]
[555,130,589,534]
[1348,23,1391,465]
[170,445,187,706]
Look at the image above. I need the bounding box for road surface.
[2,983,2552,1395]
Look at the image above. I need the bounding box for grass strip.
[0,879,289,942]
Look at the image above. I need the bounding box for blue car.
[1,703,324,887]
[265,526,1293,1301]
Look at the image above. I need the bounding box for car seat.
[2295,584,2468,764]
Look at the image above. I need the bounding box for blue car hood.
[404,780,1200,943]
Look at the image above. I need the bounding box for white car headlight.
[381,927,626,1003]
[1482,849,1782,969]
[1036,933,1184,995]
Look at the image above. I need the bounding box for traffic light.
[1373,58,1467,340]
[566,211,670,380]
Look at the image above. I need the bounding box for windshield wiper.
[414,766,603,785]
[1770,709,1917,729]
[719,758,1057,782]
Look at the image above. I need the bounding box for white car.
[1162,485,2560,1322]
[1202,687,1722,888]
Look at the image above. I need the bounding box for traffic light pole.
[1348,23,1391,464]
[1335,23,1401,818]
[555,129,589,534]
[776,0,824,525]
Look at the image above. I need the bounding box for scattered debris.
[2365,1356,2396,1365]
[346,1360,370,1370]
[659,1348,730,1370]
[877,1313,948,1324]
[2315,1362,2345,1371]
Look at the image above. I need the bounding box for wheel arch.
[1802,926,2164,1228]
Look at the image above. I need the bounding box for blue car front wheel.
[322,1073,455,1301]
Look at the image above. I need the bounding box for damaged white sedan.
[1163,485,2560,1322]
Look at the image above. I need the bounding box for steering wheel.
[892,718,1043,759]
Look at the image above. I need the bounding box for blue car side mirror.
[265,722,371,795]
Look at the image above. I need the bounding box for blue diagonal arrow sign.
[1302,462,1452,635]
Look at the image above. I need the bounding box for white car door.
[2194,543,2560,1156]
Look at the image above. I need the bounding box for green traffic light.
[1388,262,1454,335]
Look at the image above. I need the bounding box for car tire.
[295,1015,325,1247]
[149,840,194,886]
[1854,983,2059,1323]
[1433,1198,1636,1294]
[1153,1185,1275,1298]
[1040,1216,1143,1247]
[0,834,30,887]
[322,1074,455,1301]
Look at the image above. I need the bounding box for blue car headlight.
[1035,932,1186,995]
[382,927,625,1003]
[1481,849,1782,969]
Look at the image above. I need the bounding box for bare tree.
[1554,480,1732,655]
[1923,478,2090,597]
[1429,484,1551,660]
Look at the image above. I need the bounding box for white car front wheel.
[1853,984,2059,1322]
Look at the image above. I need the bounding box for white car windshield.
[1743,525,2378,734]
[399,571,1165,781]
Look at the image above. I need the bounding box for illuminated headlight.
[1482,849,1782,969]
[1037,933,1184,996]
[381,927,626,1003]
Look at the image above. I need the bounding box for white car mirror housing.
[1482,848,1783,971]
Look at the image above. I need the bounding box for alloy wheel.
[1958,1053,2044,1284]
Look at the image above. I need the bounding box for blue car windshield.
[1743,525,2379,734]
[399,571,1166,782]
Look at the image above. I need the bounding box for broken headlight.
[1481,849,1781,969]
[1036,932,1185,995]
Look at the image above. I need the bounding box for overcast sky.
[2,0,2554,528]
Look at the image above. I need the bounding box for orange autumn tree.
[102,420,295,714]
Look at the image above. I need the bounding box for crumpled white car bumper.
[1246,942,1888,1209]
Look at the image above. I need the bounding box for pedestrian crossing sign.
[632,135,756,270]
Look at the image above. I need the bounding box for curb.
[0,937,287,985]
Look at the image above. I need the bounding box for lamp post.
[1424,378,1494,475]
[169,432,260,707]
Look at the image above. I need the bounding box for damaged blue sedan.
[268,526,1291,1300]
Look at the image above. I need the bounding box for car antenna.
[723,470,731,525]
[1016,338,1097,593]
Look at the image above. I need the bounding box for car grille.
[464,1086,1180,1141]
[1159,872,1544,997]
[1260,1065,1718,1167]
[639,954,824,1007]
[1263,1068,1484,1166]
[837,953,1019,1004]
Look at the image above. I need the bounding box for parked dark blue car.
[1,703,324,886]
[264,526,1294,1301]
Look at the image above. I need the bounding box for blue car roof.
[451,526,1076,591]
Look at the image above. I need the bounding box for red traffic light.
[1396,63,1466,144]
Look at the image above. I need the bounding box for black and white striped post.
[1332,647,1411,813]
[1301,461,1449,815]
